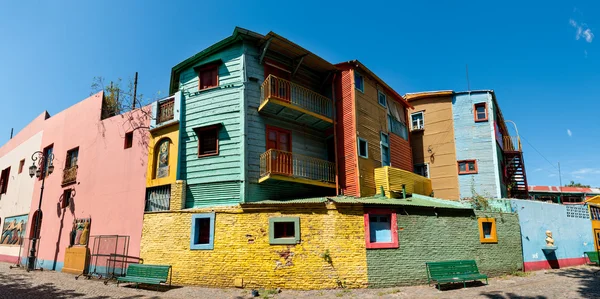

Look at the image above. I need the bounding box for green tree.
[565,181,591,188]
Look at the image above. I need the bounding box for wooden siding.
[335,69,358,196]
[390,134,412,172]
[179,42,244,208]
[245,42,332,201]
[409,96,460,200]
[374,166,433,198]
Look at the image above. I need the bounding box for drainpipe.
[402,184,406,199]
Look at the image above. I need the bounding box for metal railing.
[61,166,78,186]
[145,185,171,212]
[503,136,522,152]
[157,98,175,124]
[260,74,333,119]
[259,149,335,184]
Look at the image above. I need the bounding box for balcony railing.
[374,166,433,198]
[503,136,522,152]
[259,149,335,187]
[260,75,333,119]
[61,166,78,186]
[157,98,175,124]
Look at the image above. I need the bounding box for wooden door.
[266,126,293,176]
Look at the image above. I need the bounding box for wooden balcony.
[374,166,433,198]
[259,75,333,131]
[157,98,175,124]
[259,149,336,188]
[61,166,78,186]
[503,136,522,152]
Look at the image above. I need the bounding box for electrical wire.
[520,135,559,171]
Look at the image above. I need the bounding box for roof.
[335,60,413,109]
[259,31,337,73]
[404,90,454,101]
[585,195,600,205]
[529,185,600,194]
[243,195,472,210]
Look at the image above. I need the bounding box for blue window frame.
[355,72,364,93]
[380,132,390,166]
[378,90,387,107]
[190,213,215,250]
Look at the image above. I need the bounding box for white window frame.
[358,137,368,158]
[355,72,364,93]
[414,163,430,178]
[380,132,390,166]
[378,90,387,108]
[411,111,424,131]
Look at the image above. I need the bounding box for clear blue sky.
[0,1,598,187]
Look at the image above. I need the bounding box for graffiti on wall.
[0,214,28,246]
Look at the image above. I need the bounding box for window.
[194,125,220,157]
[157,98,175,123]
[478,217,497,243]
[358,138,368,158]
[414,163,429,178]
[380,133,390,166]
[190,213,215,250]
[124,132,133,149]
[154,139,171,179]
[364,209,398,249]
[458,160,478,174]
[197,63,219,90]
[65,147,79,169]
[61,189,72,209]
[269,217,300,245]
[474,103,488,122]
[388,115,408,140]
[411,111,424,130]
[0,167,10,194]
[354,72,364,93]
[378,91,387,107]
[42,145,53,177]
[18,159,25,174]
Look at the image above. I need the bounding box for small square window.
[411,111,424,131]
[18,159,25,174]
[197,63,219,91]
[358,138,368,159]
[378,91,387,107]
[458,160,478,174]
[365,209,398,249]
[124,132,133,149]
[194,125,220,157]
[354,72,364,93]
[190,213,215,250]
[269,217,300,245]
[478,217,497,243]
[474,103,488,122]
[414,163,429,178]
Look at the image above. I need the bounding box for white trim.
[358,137,368,158]
[414,163,430,178]
[489,94,502,198]
[378,90,387,108]
[410,111,424,131]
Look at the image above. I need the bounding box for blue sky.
[0,1,598,187]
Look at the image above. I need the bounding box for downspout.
[331,72,339,195]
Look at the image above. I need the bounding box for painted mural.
[69,218,91,247]
[0,214,28,246]
[156,139,169,179]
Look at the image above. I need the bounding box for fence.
[259,149,336,184]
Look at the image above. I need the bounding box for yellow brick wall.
[169,180,186,211]
[140,204,368,289]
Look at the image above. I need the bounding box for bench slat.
[426,259,487,290]
[119,264,171,286]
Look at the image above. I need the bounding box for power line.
[520,135,558,171]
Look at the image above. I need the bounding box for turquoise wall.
[179,42,245,208]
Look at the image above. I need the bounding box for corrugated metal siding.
[186,182,241,208]
[374,166,432,198]
[179,42,244,206]
[335,69,358,196]
[246,181,335,202]
[453,92,499,198]
[390,133,413,172]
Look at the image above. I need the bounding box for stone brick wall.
[140,203,368,289]
[169,180,186,211]
[366,208,523,288]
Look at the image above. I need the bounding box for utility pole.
[558,162,562,204]
[132,72,138,110]
[10,128,13,139]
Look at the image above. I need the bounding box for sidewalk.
[1,263,598,298]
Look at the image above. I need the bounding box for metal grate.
[145,185,171,212]
[566,205,589,219]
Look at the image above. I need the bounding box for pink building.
[16,92,149,271]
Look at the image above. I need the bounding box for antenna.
[132,72,138,110]
[10,128,13,139]
[466,64,471,91]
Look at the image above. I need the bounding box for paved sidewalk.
[1,263,599,298]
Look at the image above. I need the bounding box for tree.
[565,181,591,188]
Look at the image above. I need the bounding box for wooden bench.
[116,264,172,289]
[584,251,600,275]
[426,260,488,290]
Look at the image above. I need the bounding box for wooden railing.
[61,166,78,186]
[260,75,333,119]
[157,98,175,124]
[259,149,335,184]
[503,136,522,152]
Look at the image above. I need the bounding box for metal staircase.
[503,136,529,199]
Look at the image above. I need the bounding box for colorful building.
[529,185,600,203]
[404,90,529,200]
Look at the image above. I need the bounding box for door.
[266,126,293,176]
[594,229,600,251]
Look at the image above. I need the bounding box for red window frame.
[474,103,488,122]
[194,125,220,157]
[364,208,398,249]
[458,160,478,174]
[196,62,220,91]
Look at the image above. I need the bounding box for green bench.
[116,264,172,289]
[584,251,600,275]
[426,260,488,290]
